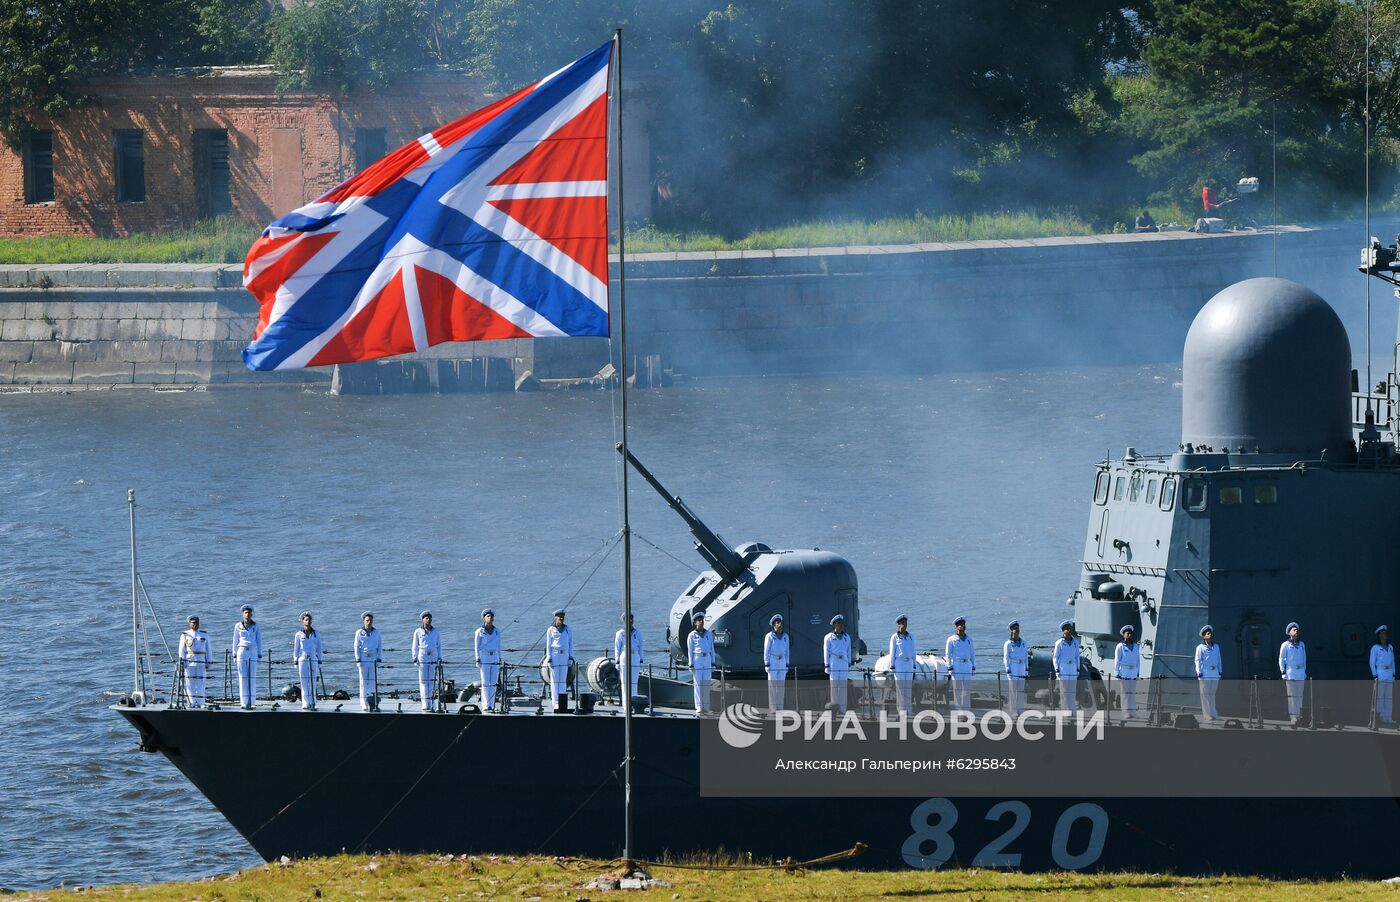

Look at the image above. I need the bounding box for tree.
[1114,0,1371,214]
[268,0,430,92]
[0,0,215,143]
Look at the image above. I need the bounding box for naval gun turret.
[621,448,862,678]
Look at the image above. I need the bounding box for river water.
[0,366,1181,889]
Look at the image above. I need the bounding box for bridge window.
[1146,479,1158,505]
[1219,485,1243,506]
[1113,476,1125,501]
[1128,472,1143,503]
[1254,485,1277,504]
[1184,479,1207,511]
[1093,471,1109,505]
[1160,477,1176,510]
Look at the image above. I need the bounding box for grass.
[623,211,1099,253]
[15,853,1400,901]
[0,217,260,264]
[0,211,1103,265]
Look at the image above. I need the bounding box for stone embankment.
[0,226,1362,391]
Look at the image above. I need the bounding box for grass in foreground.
[16,853,1398,901]
[0,218,260,265]
[0,212,1102,265]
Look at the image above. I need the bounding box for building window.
[194,129,231,218]
[354,128,387,172]
[24,131,54,203]
[113,129,145,202]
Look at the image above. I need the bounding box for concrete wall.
[0,226,1369,390]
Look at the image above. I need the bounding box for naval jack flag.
[241,41,613,371]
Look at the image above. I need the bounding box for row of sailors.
[685,613,1400,727]
[178,606,643,715]
[181,607,1399,725]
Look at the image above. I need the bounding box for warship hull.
[118,705,1400,877]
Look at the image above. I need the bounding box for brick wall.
[0,68,492,237]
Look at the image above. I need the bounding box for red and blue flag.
[242,41,613,371]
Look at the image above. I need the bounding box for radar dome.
[1181,277,1350,456]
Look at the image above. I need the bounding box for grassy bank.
[0,212,1102,265]
[16,854,1398,901]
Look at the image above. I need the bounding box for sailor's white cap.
[1059,619,1074,631]
[420,610,432,619]
[692,610,706,621]
[1200,624,1213,637]
[299,610,312,620]
[1378,625,1390,636]
[1286,621,1301,633]
[770,613,784,626]
[1007,620,1020,630]
[831,614,845,625]
[953,616,966,626]
[895,613,908,623]
[240,605,253,614]
[361,611,373,620]
[482,608,495,618]
[552,608,566,618]
[1121,624,1135,635]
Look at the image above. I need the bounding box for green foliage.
[269,0,430,92]
[0,217,259,264]
[0,0,212,143]
[197,0,274,65]
[1114,0,1395,214]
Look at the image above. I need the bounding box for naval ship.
[113,248,1400,876]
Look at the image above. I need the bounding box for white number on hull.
[902,799,1109,870]
[1050,802,1109,870]
[971,801,1031,867]
[900,797,958,868]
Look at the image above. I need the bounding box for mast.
[612,27,636,868]
[129,488,143,696]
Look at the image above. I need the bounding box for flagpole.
[612,27,636,870]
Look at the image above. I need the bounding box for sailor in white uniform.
[823,614,852,713]
[545,609,573,712]
[890,614,916,715]
[687,611,715,714]
[764,613,790,711]
[1279,621,1307,724]
[353,611,382,712]
[614,613,643,701]
[411,611,442,712]
[232,605,261,709]
[1003,621,1029,716]
[1113,624,1140,718]
[1195,624,1222,721]
[1372,625,1394,725]
[944,616,975,711]
[292,611,322,711]
[475,608,502,712]
[179,615,210,708]
[1053,620,1079,714]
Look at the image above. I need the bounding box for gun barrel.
[617,445,747,580]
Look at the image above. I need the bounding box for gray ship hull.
[117,705,1400,876]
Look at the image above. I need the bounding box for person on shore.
[945,616,975,711]
[1134,210,1158,233]
[764,613,790,712]
[1003,621,1028,716]
[179,614,210,708]
[545,609,573,713]
[1280,622,1307,725]
[1202,182,1221,215]
[1372,625,1394,726]
[1113,624,1140,719]
[1053,620,1079,714]
[1195,625,1222,722]
[688,611,715,714]
[614,612,643,702]
[412,611,442,713]
[890,614,916,715]
[824,614,852,714]
[232,605,261,710]
[476,608,503,712]
[292,611,322,711]
[353,611,381,712]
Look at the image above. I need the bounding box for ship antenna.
[128,488,144,697]
[611,27,638,871]
[1366,0,1374,423]
[1272,100,1277,275]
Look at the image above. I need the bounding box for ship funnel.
[1181,277,1351,458]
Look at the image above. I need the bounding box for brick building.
[0,67,500,237]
